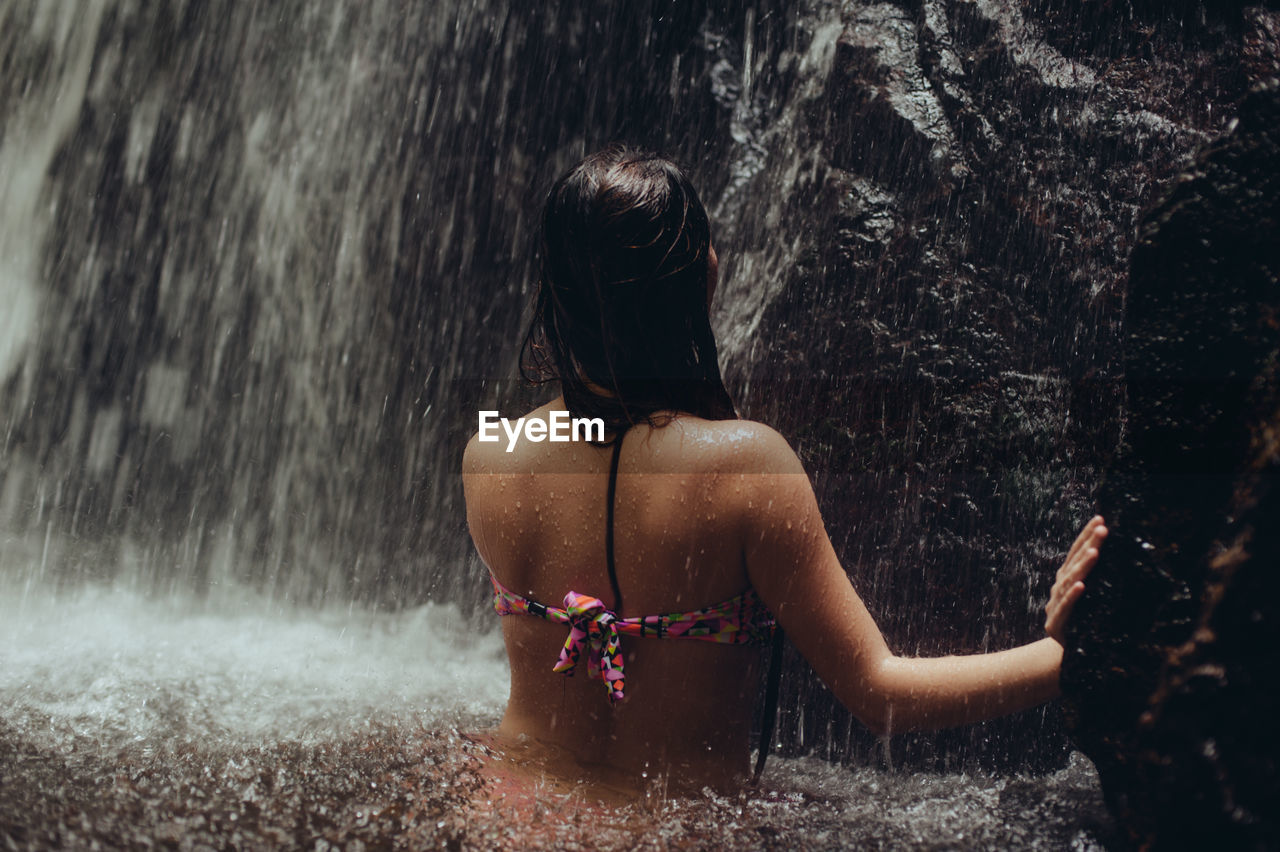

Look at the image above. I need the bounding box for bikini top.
[488,425,776,703]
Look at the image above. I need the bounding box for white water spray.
[0,2,105,391]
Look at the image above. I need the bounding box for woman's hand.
[1045,515,1107,646]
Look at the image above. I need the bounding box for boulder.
[1061,78,1280,849]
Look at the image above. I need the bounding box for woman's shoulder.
[646,416,807,477]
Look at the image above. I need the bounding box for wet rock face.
[741,3,1280,770]
[1060,79,1280,850]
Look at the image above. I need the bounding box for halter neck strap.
[605,426,628,612]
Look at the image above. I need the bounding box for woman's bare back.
[463,399,792,791]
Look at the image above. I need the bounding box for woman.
[462,145,1104,799]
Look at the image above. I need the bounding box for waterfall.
[0,2,104,406]
[0,1,830,609]
[0,0,1272,785]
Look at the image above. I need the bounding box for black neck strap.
[605,427,627,611]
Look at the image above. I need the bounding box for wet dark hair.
[520,144,737,434]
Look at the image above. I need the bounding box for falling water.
[0,0,836,605]
[1,0,1268,846]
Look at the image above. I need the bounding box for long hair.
[520,145,737,434]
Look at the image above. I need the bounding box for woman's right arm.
[734,424,1103,735]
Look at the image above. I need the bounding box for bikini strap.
[753,625,785,782]
[605,426,628,611]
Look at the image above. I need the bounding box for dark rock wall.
[1061,79,1280,850]
[735,3,1280,770]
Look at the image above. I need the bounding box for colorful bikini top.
[490,573,774,702]
[489,425,776,703]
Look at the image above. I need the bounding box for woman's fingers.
[1060,523,1091,581]
[1064,516,1098,564]
[1066,542,1100,581]
[1047,518,1106,645]
[1061,516,1104,578]
[1063,545,1100,591]
[1076,526,1106,579]
[1060,519,1106,582]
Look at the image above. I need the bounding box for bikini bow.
[552,591,626,702]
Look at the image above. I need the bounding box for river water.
[0,583,1115,850]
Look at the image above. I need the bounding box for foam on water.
[0,586,508,747]
[0,585,1117,849]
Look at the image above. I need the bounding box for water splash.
[0,585,1114,849]
[0,1,105,389]
[0,585,507,746]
